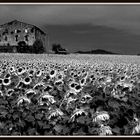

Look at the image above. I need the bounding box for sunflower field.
[0,53,140,135]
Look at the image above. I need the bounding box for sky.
[0,4,140,54]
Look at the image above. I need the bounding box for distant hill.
[75,49,118,54]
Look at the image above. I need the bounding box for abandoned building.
[0,20,47,53]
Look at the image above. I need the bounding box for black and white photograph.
[0,3,140,136]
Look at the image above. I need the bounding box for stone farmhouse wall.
[0,20,46,52]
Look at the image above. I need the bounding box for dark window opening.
[17,29,21,33]
[2,32,5,36]
[25,35,29,42]
[11,31,14,34]
[5,36,8,41]
[8,22,13,26]
[15,35,18,42]
[31,28,34,33]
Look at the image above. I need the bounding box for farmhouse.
[0,20,47,53]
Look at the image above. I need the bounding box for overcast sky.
[0,4,140,54]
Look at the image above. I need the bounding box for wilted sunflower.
[39,92,56,106]
[92,111,110,123]
[6,89,14,96]
[132,114,140,134]
[70,108,88,122]
[25,89,36,98]
[47,108,64,120]
[34,80,45,87]
[99,124,112,136]
[17,96,31,106]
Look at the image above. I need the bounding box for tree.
[52,44,67,54]
[18,41,27,53]
[52,44,60,54]
[33,39,44,54]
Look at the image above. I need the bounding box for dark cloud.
[0,5,140,34]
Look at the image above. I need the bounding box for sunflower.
[92,111,110,123]
[35,70,42,77]
[33,81,45,90]
[28,68,36,76]
[80,78,86,86]
[49,69,57,78]
[2,78,11,86]
[47,108,64,120]
[4,73,11,79]
[74,84,82,93]
[16,67,26,75]
[25,89,36,98]
[23,76,32,85]
[17,96,31,106]
[99,124,112,136]
[8,66,16,73]
[70,108,88,122]
[6,89,14,96]
[40,92,56,105]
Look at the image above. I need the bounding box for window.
[15,35,18,42]
[5,36,8,41]
[31,28,34,33]
[25,35,29,41]
[17,29,21,33]
[11,31,14,34]
[2,32,5,36]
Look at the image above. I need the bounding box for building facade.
[0,20,47,53]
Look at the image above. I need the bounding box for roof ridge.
[0,19,46,35]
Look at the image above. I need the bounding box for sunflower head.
[23,76,32,85]
[2,78,11,86]
[17,67,26,75]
